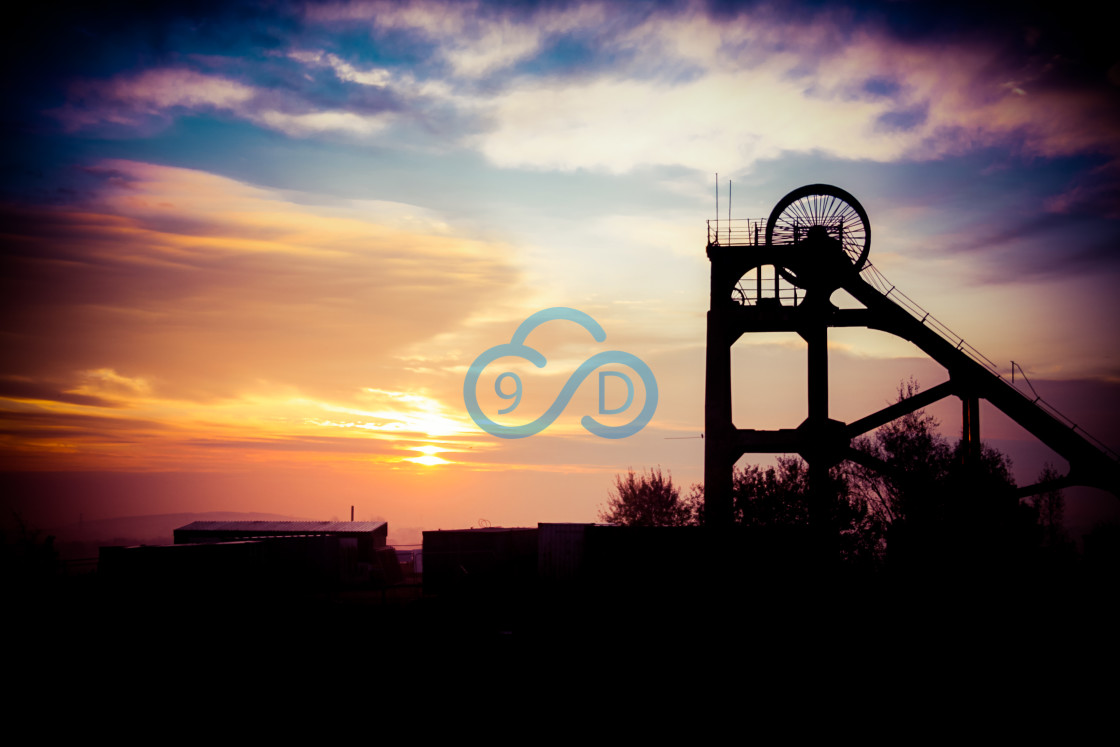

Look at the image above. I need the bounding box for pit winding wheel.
[765,184,871,285]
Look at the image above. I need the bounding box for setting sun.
[406,445,452,467]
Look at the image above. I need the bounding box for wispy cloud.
[306,0,610,78]
[48,2,1120,180]
[54,68,255,132]
[289,50,393,87]
[53,67,397,138]
[460,5,1120,173]
[0,159,527,468]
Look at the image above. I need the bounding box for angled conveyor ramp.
[840,272,1120,498]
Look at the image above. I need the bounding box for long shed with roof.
[174,520,387,562]
[175,520,384,543]
[161,520,395,587]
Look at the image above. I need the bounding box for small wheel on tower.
[765,184,871,282]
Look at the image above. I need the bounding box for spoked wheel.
[765,184,871,283]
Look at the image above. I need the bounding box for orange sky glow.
[4,1,1118,544]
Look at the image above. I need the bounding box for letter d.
[598,371,634,415]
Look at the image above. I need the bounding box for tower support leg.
[804,321,836,560]
[962,394,980,465]
[704,308,734,528]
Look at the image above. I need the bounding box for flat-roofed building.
[174,520,387,559]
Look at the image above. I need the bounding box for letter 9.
[495,372,522,414]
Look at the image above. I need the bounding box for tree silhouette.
[690,456,881,561]
[848,380,1019,533]
[693,457,812,527]
[731,458,809,527]
[608,381,1030,569]
[845,380,1028,571]
[599,467,694,527]
[848,380,953,530]
[1031,463,1070,550]
[687,380,1026,566]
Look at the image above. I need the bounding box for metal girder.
[841,274,1120,496]
[845,380,956,439]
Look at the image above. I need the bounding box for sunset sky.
[3,0,1118,542]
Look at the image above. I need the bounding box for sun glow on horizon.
[404,444,453,467]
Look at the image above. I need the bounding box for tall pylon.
[703,184,1119,531]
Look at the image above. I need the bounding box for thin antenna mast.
[728,179,732,245]
[715,172,719,243]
